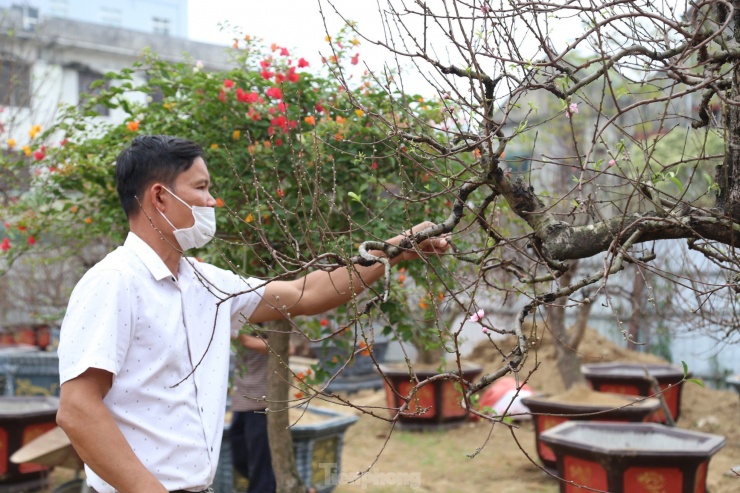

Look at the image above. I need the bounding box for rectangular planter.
[522,390,660,470]
[215,406,359,493]
[0,396,58,489]
[540,421,726,493]
[378,363,482,429]
[581,362,686,423]
[0,349,60,397]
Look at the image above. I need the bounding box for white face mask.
[158,186,216,251]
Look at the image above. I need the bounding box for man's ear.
[149,183,166,211]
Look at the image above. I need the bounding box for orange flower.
[127,120,140,132]
[7,139,15,149]
[350,38,360,46]
[70,205,78,213]
[244,34,251,41]
[215,198,225,207]
[335,115,346,125]
[28,125,42,139]
[358,340,370,356]
[263,141,272,149]
[334,133,343,141]
[84,216,92,224]
[22,145,31,157]
[354,109,364,117]
[398,274,406,284]
[304,115,316,125]
[271,43,279,52]
[210,143,219,150]
[294,391,304,399]
[232,130,241,140]
[419,300,429,310]
[245,213,254,223]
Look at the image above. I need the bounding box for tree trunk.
[267,318,305,493]
[548,263,591,389]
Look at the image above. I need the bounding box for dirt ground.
[327,329,740,493]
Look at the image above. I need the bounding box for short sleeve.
[227,273,265,336]
[57,268,135,385]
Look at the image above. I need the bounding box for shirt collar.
[124,232,177,282]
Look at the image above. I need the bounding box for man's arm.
[249,221,449,323]
[57,369,168,493]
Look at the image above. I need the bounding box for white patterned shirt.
[58,232,264,493]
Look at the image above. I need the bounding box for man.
[56,135,448,493]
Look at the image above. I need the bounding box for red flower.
[351,53,360,65]
[260,69,274,80]
[33,150,45,160]
[266,87,282,99]
[260,59,271,68]
[1,238,10,252]
[27,236,36,246]
[267,126,276,135]
[297,58,309,68]
[223,79,235,89]
[287,67,300,83]
[315,103,325,113]
[371,161,378,170]
[17,225,26,232]
[287,120,297,130]
[236,89,260,103]
[277,102,287,112]
[270,115,288,130]
[320,318,329,327]
[59,138,68,146]
[275,138,283,147]
[218,90,226,103]
[277,188,285,197]
[280,47,289,56]
[274,73,286,84]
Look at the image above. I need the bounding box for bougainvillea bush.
[1,26,480,366]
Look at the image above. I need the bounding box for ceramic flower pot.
[378,363,482,429]
[540,421,725,493]
[581,362,687,423]
[521,388,660,470]
[0,396,58,488]
[216,406,358,493]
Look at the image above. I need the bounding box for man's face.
[165,157,216,229]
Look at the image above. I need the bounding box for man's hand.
[395,221,451,263]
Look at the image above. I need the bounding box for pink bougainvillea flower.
[469,309,485,323]
[260,69,274,80]
[565,102,578,118]
[280,47,289,56]
[266,87,282,99]
[223,79,235,89]
[297,57,309,68]
[350,53,360,65]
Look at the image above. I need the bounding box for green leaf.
[687,378,704,387]
[347,191,362,203]
[681,360,689,378]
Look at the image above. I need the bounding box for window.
[0,59,31,108]
[78,68,109,117]
[10,4,39,30]
[50,0,70,18]
[99,6,122,27]
[152,17,170,36]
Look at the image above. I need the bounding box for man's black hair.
[115,135,205,217]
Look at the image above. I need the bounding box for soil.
[327,328,740,492]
